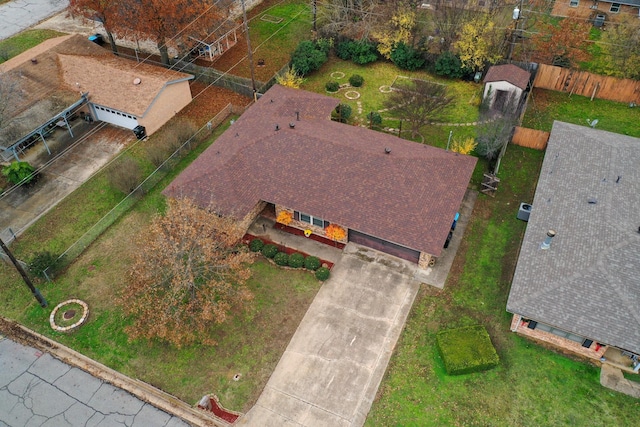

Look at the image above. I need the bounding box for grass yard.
[301,57,482,149]
[0,29,64,63]
[522,88,640,137]
[365,145,640,426]
[0,119,323,412]
[212,0,312,83]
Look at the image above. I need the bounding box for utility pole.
[241,0,257,101]
[507,0,524,61]
[0,238,48,308]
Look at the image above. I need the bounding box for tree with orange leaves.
[120,198,254,347]
[68,0,124,54]
[531,17,591,68]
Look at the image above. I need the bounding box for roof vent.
[31,58,37,64]
[289,122,295,129]
[587,198,597,204]
[295,111,300,121]
[540,229,556,250]
[384,147,391,154]
[275,124,280,131]
[133,78,141,85]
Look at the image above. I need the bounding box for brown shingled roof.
[483,64,530,90]
[164,85,476,257]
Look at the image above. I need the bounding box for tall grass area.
[366,145,639,426]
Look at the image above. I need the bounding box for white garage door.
[92,104,138,129]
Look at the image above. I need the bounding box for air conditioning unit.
[517,203,532,222]
[594,14,606,27]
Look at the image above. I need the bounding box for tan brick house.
[1,34,193,161]
[164,85,476,268]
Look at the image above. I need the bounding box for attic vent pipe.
[384,147,391,154]
[289,123,295,129]
[275,124,280,131]
[540,229,556,250]
[296,111,300,121]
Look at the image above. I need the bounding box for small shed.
[483,64,531,112]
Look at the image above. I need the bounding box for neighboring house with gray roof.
[164,85,477,268]
[507,121,640,361]
[482,64,530,112]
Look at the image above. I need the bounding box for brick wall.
[274,205,348,244]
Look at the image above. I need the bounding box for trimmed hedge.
[249,238,264,252]
[349,74,364,87]
[315,266,330,281]
[304,256,321,271]
[288,252,305,268]
[436,325,499,375]
[274,252,289,266]
[326,81,339,92]
[261,244,278,259]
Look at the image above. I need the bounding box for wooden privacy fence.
[512,126,550,150]
[533,64,640,104]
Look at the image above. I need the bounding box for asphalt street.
[0,335,190,427]
[0,0,68,41]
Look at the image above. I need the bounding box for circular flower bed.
[49,299,89,333]
[330,71,345,79]
[344,91,361,100]
[379,85,392,93]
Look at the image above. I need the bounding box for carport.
[1,95,88,162]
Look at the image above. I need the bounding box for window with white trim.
[569,0,579,6]
[296,211,328,228]
[610,2,620,12]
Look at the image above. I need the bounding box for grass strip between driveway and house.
[0,29,64,63]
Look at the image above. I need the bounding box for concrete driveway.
[239,244,421,427]
[0,0,68,41]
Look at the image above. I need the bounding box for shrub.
[435,51,464,79]
[2,161,36,185]
[349,74,364,87]
[436,325,500,375]
[390,42,425,71]
[107,157,142,195]
[315,266,330,281]
[291,40,328,76]
[274,251,289,266]
[261,244,278,259]
[335,40,353,60]
[249,238,264,252]
[288,252,305,268]
[325,81,339,92]
[332,103,352,123]
[304,256,321,271]
[276,66,304,88]
[366,111,382,126]
[28,251,63,279]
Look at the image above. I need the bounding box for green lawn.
[365,144,639,426]
[1,118,323,412]
[0,29,65,63]
[522,88,640,137]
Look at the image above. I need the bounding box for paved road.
[0,0,68,41]
[239,244,421,427]
[0,335,190,427]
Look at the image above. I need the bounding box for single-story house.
[552,0,640,24]
[483,64,530,112]
[164,85,477,268]
[0,34,193,161]
[507,121,640,361]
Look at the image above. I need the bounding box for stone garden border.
[330,71,345,79]
[50,299,89,333]
[344,90,360,100]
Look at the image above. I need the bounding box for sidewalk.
[0,0,68,41]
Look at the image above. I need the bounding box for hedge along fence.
[533,64,640,104]
[40,104,245,281]
[511,126,550,150]
[436,325,500,375]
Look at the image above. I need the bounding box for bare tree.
[317,0,383,39]
[383,78,453,138]
[476,92,518,168]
